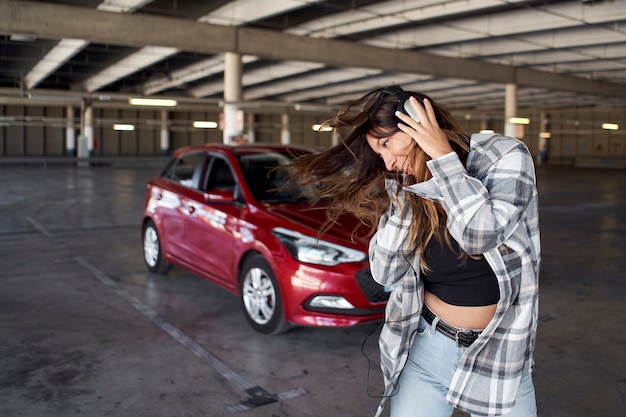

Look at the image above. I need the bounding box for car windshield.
[238,152,317,203]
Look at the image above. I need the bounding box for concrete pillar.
[223,52,243,144]
[66,105,76,155]
[280,113,290,145]
[77,99,90,161]
[504,83,517,138]
[246,112,255,143]
[160,109,169,153]
[332,131,340,146]
[84,104,94,155]
[480,115,490,132]
[538,112,550,164]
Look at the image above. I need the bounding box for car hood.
[264,203,371,251]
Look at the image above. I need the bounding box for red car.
[141,143,387,334]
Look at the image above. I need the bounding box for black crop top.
[422,235,499,307]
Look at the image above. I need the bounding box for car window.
[238,152,315,203]
[204,157,239,194]
[162,153,206,188]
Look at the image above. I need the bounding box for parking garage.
[1,1,625,417]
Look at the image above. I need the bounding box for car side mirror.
[204,189,235,203]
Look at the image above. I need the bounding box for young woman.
[285,86,540,417]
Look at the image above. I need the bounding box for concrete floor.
[0,162,624,417]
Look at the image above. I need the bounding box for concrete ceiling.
[0,0,625,115]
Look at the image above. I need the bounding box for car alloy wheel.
[142,220,171,274]
[239,254,290,334]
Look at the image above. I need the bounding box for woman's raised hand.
[395,97,453,160]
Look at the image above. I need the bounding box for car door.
[183,155,244,289]
[153,152,207,262]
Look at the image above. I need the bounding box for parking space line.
[26,216,54,238]
[75,256,308,413]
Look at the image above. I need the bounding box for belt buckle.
[455,329,479,348]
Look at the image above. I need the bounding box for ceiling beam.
[1,0,625,98]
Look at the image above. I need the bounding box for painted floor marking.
[75,257,308,414]
[26,216,54,238]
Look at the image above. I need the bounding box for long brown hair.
[285,86,471,270]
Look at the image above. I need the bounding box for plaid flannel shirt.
[370,133,540,416]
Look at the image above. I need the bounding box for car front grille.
[355,269,389,303]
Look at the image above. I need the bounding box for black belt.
[422,305,482,348]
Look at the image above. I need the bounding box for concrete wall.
[0,105,65,156]
[450,107,626,168]
[1,104,624,168]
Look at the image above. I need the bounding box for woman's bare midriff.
[424,291,497,330]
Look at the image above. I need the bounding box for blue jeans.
[390,315,537,417]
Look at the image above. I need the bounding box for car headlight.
[272,227,366,266]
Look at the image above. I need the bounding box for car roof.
[173,143,323,158]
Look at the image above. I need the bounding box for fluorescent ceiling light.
[312,124,332,132]
[129,98,177,107]
[193,121,218,129]
[113,124,135,131]
[479,129,495,134]
[509,117,530,125]
[539,132,552,138]
[602,123,619,130]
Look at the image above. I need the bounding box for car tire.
[239,254,291,335]
[142,220,171,274]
